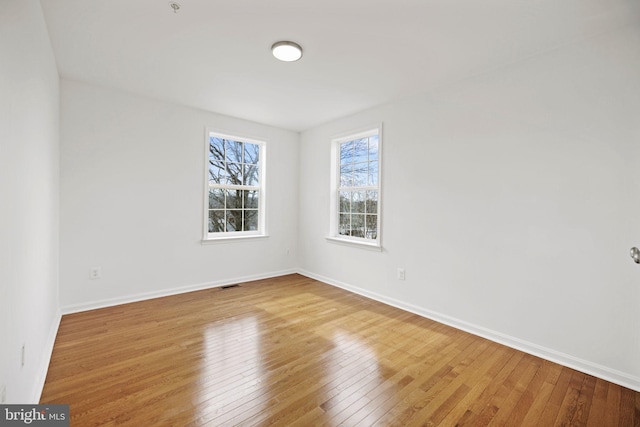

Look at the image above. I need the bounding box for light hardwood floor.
[41,274,639,426]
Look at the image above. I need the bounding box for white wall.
[299,25,640,390]
[0,0,61,403]
[59,80,299,311]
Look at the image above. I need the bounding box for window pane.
[353,162,368,186]
[226,210,242,232]
[225,190,243,209]
[209,161,225,184]
[244,164,259,186]
[353,191,365,213]
[226,162,243,185]
[340,164,353,187]
[368,161,378,186]
[353,138,368,163]
[339,191,351,213]
[209,189,225,209]
[208,210,225,233]
[368,135,379,161]
[246,190,259,209]
[366,190,378,214]
[225,139,243,163]
[340,141,355,165]
[209,137,225,162]
[351,214,365,238]
[365,215,377,240]
[245,210,258,231]
[339,214,350,236]
[244,143,259,164]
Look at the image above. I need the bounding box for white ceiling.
[40,0,640,132]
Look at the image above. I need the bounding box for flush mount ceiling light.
[271,41,303,62]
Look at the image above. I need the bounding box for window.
[329,127,381,247]
[204,130,266,240]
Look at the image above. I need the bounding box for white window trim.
[202,128,268,242]
[328,124,382,250]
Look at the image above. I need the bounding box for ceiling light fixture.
[271,41,303,62]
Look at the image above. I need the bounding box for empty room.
[2,0,640,425]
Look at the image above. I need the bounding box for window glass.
[333,129,380,244]
[205,132,264,239]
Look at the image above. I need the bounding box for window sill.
[202,234,269,244]
[325,236,382,251]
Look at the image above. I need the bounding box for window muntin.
[332,128,381,246]
[205,132,265,239]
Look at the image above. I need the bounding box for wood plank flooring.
[41,274,640,426]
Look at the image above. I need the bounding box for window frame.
[203,128,267,242]
[328,125,382,249]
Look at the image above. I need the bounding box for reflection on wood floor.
[41,274,639,426]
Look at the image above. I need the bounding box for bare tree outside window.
[206,134,262,236]
[338,134,379,240]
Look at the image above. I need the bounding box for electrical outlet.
[21,344,25,367]
[90,266,102,279]
[1,383,6,403]
[397,268,406,281]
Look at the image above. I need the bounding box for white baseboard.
[297,269,640,393]
[61,269,297,315]
[32,309,62,403]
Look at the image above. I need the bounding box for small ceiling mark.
[169,2,181,13]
